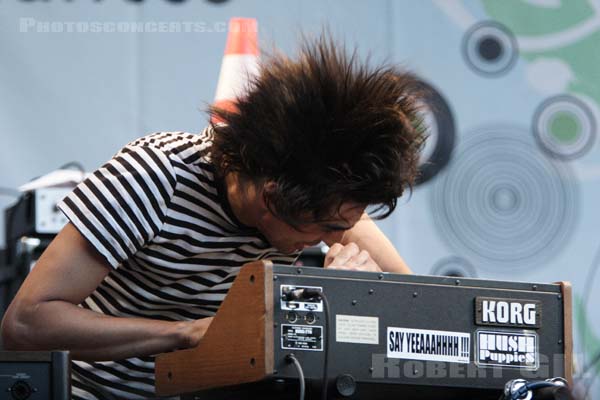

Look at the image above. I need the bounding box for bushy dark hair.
[209,34,426,226]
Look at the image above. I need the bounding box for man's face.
[256,202,366,254]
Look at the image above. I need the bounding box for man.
[1,35,424,399]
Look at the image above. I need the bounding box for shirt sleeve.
[57,143,177,269]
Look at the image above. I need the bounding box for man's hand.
[324,242,382,272]
[174,317,214,349]
[328,214,412,274]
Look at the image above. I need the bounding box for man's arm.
[324,213,412,274]
[1,223,211,361]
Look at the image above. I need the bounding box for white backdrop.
[1,0,599,396]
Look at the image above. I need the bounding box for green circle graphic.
[549,111,581,144]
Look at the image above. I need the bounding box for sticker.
[476,330,538,369]
[387,327,470,364]
[475,297,542,329]
[281,324,323,351]
[336,315,379,345]
[280,285,323,312]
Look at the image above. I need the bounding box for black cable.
[286,353,305,400]
[291,288,331,400]
[301,289,330,400]
[58,161,87,186]
[505,379,572,400]
[513,381,559,399]
[319,292,330,400]
[58,161,86,173]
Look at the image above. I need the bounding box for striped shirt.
[58,129,299,399]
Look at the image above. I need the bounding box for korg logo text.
[475,297,541,329]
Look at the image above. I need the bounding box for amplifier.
[0,351,70,400]
[156,262,572,399]
[5,188,70,242]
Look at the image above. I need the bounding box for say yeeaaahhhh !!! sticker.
[387,327,470,364]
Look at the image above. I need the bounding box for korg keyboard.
[155,261,572,399]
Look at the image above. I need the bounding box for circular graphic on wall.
[416,80,456,185]
[430,256,478,278]
[532,94,596,160]
[462,21,518,77]
[431,126,578,270]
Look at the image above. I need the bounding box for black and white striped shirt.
[58,129,298,399]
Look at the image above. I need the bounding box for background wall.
[1,0,598,397]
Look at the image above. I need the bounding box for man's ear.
[262,181,277,193]
[258,180,277,209]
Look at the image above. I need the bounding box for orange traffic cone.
[211,18,259,123]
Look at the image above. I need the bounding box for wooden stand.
[155,261,274,397]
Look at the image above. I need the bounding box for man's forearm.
[2,299,194,361]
